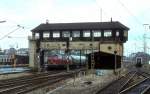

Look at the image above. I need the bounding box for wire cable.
[0,25,24,40]
[116,0,143,25]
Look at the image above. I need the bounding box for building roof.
[32,21,129,32]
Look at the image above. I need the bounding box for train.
[135,57,143,68]
[44,50,123,70]
[45,53,86,69]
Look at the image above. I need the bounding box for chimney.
[111,17,112,22]
[46,19,49,24]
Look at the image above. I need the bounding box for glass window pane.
[62,31,70,37]
[93,30,101,37]
[104,30,112,37]
[116,31,119,36]
[124,31,128,37]
[43,32,50,38]
[53,32,60,38]
[35,33,39,39]
[72,31,80,37]
[83,30,90,37]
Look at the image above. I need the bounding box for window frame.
[43,32,50,38]
[72,31,80,37]
[124,31,128,37]
[104,30,112,37]
[83,30,91,37]
[53,31,60,38]
[93,30,101,37]
[62,31,70,37]
[35,33,40,39]
[116,31,120,37]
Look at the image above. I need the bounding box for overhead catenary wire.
[0,25,24,40]
[115,0,150,54]
[116,0,143,25]
[0,17,33,30]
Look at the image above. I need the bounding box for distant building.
[0,55,12,65]
[16,48,28,56]
[0,48,29,65]
[4,48,16,55]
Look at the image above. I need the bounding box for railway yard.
[0,63,148,94]
[0,21,149,94]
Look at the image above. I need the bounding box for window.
[93,30,101,37]
[124,31,128,37]
[53,32,60,38]
[62,31,70,37]
[72,31,80,37]
[104,30,112,37]
[43,32,50,38]
[116,31,119,36]
[83,30,90,37]
[35,33,39,39]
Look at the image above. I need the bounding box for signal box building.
[29,21,129,70]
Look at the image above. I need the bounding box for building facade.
[29,21,129,70]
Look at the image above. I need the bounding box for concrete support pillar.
[29,40,38,71]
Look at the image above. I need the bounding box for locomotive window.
[35,33,40,39]
[72,31,80,37]
[104,30,112,37]
[83,30,90,37]
[43,32,50,38]
[53,32,60,38]
[62,31,70,37]
[93,30,101,37]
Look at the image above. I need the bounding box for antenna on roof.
[46,19,49,24]
[100,8,102,22]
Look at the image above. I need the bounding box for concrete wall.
[29,40,38,70]
[40,41,123,56]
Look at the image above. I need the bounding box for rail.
[96,70,150,94]
[119,77,150,94]
[0,70,77,94]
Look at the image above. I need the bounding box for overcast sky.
[0,0,150,55]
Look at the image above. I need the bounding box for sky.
[0,0,150,56]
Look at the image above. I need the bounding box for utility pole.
[143,34,146,53]
[143,24,150,63]
[100,8,102,22]
[143,24,149,53]
[91,31,95,75]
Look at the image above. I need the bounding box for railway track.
[96,71,137,94]
[119,78,150,94]
[0,71,60,84]
[142,86,150,94]
[119,71,148,92]
[96,70,150,94]
[0,70,75,94]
